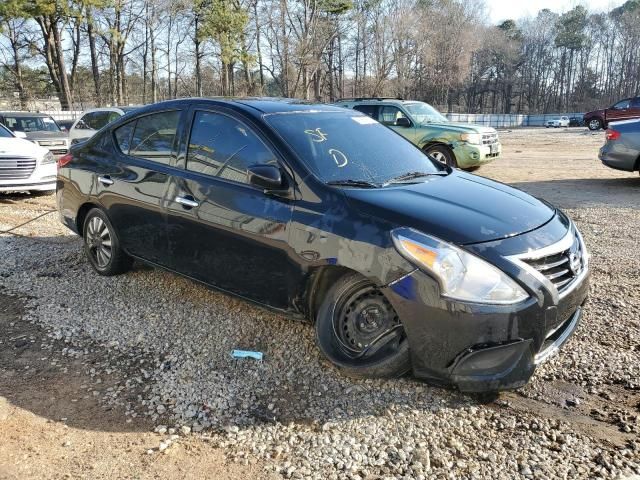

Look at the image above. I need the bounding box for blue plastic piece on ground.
[232,349,264,361]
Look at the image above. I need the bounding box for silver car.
[598,119,640,174]
[0,111,69,158]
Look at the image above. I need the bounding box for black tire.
[587,118,603,131]
[424,144,458,168]
[465,165,481,172]
[82,208,133,276]
[315,272,411,379]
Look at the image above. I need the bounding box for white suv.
[0,123,56,193]
[69,107,139,145]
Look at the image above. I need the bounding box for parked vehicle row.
[56,98,590,392]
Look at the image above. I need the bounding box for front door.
[165,109,294,309]
[378,105,418,142]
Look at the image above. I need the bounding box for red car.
[584,96,640,130]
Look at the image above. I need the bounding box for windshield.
[0,124,14,138]
[4,115,61,133]
[266,111,442,184]
[404,102,448,124]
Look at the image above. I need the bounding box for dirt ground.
[0,126,638,479]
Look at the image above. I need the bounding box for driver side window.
[613,100,630,110]
[378,106,408,126]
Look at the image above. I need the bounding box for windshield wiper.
[326,179,380,188]
[383,171,447,186]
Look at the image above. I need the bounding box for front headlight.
[41,151,55,164]
[391,228,529,304]
[459,133,482,145]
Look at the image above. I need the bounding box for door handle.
[175,195,199,208]
[98,175,114,186]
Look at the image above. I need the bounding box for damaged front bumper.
[382,261,590,393]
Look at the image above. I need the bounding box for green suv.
[334,98,501,169]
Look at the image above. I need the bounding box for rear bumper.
[599,145,637,172]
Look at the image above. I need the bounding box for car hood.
[584,109,605,118]
[343,171,555,245]
[417,122,496,134]
[0,137,49,158]
[24,131,67,141]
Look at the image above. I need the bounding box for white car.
[68,107,139,145]
[545,116,570,128]
[0,123,56,193]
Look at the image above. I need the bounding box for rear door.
[96,109,185,264]
[165,107,294,308]
[607,99,632,122]
[628,97,640,121]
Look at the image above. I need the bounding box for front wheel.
[315,272,411,379]
[83,208,133,276]
[588,118,603,131]
[424,144,458,168]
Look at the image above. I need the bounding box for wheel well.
[306,265,359,323]
[76,202,100,237]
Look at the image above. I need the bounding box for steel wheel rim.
[332,285,404,361]
[86,216,112,268]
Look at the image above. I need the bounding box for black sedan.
[56,98,590,392]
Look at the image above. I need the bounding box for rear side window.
[186,111,277,184]
[631,98,640,108]
[114,121,135,153]
[353,105,377,118]
[128,111,181,164]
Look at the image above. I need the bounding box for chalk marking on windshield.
[328,149,348,168]
[304,128,329,142]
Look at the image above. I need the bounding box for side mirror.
[76,120,88,130]
[247,164,284,190]
[396,117,412,128]
[13,131,27,139]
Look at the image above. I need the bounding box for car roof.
[0,111,54,118]
[81,106,140,114]
[134,97,344,115]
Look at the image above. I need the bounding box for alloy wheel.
[85,216,112,268]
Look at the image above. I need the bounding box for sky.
[485,0,628,23]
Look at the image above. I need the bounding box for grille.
[521,231,585,293]
[0,156,37,180]
[482,133,498,145]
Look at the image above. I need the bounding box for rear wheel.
[588,118,603,131]
[315,272,411,379]
[424,144,457,168]
[83,208,133,276]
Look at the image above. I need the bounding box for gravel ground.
[1,127,639,479]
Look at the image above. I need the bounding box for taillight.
[605,129,621,141]
[57,153,73,168]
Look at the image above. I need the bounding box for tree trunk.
[87,9,102,106]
